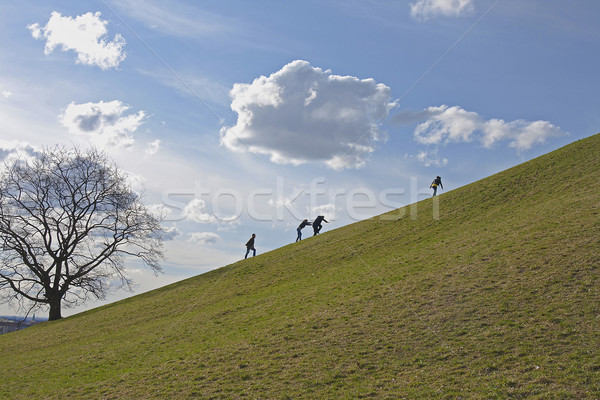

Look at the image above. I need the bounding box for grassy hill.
[1,134,599,399]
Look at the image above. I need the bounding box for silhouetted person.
[430,176,443,196]
[296,219,312,242]
[245,233,256,259]
[312,215,329,236]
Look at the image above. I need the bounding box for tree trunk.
[48,295,62,321]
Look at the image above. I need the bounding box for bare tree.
[0,147,164,320]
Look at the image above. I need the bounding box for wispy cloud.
[28,11,126,70]
[106,0,299,54]
[138,68,230,106]
[108,0,233,38]
[416,150,448,167]
[221,60,394,170]
[309,203,338,221]
[145,139,161,156]
[410,0,476,20]
[188,232,221,245]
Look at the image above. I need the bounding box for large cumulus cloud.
[220,60,394,170]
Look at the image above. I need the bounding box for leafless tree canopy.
[0,147,164,320]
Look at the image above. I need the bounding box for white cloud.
[148,203,174,220]
[59,100,146,148]
[1,90,12,99]
[188,232,221,245]
[416,150,448,167]
[183,198,217,224]
[483,119,564,151]
[145,139,161,156]
[414,105,479,145]
[309,203,338,221]
[28,11,126,70]
[413,105,565,151]
[124,171,147,194]
[410,0,475,20]
[160,226,181,241]
[220,60,394,170]
[0,140,40,163]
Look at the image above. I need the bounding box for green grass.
[1,134,599,399]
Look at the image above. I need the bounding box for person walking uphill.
[245,234,256,259]
[430,176,443,196]
[312,215,329,236]
[296,219,312,242]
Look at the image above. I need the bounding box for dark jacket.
[298,220,311,230]
[246,237,255,248]
[313,216,328,226]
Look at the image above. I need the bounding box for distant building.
[0,316,42,335]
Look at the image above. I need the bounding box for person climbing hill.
[430,176,443,196]
[312,215,329,236]
[245,233,256,259]
[296,219,312,242]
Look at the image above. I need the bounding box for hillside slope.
[1,134,599,399]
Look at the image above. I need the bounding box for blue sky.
[1,0,598,316]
